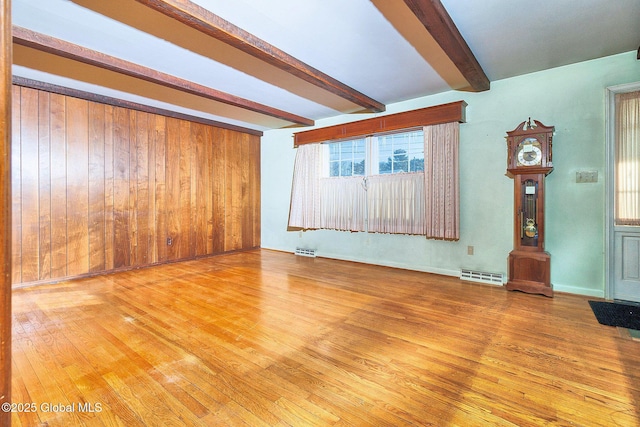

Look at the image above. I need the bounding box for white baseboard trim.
[264,244,606,297]
[310,250,460,278]
[552,283,604,298]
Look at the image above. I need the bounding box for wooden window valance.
[293,100,466,147]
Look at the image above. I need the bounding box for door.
[613,231,640,302]
[608,85,640,303]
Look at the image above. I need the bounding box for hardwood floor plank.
[11,250,640,426]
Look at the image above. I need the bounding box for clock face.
[516,137,542,166]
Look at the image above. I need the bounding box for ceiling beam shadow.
[12,26,314,126]
[134,0,386,113]
[402,0,490,92]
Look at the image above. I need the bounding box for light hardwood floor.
[11,250,640,426]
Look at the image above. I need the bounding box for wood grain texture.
[0,0,12,421]
[11,85,261,287]
[10,250,640,426]
[38,91,52,280]
[152,114,166,263]
[294,100,467,146]
[402,0,490,91]
[88,101,106,273]
[104,105,115,271]
[113,106,131,269]
[66,96,90,277]
[19,87,40,283]
[11,86,22,284]
[50,93,68,278]
[178,119,191,258]
[211,127,226,253]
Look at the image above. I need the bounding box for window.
[615,90,640,225]
[328,138,365,177]
[325,130,424,177]
[376,131,424,174]
[289,121,460,240]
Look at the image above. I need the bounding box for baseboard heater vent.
[460,269,504,285]
[294,247,317,258]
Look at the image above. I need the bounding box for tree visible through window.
[377,131,424,174]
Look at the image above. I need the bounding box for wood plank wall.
[11,85,261,287]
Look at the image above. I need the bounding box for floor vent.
[460,269,504,285]
[294,247,317,257]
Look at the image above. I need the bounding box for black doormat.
[588,301,640,330]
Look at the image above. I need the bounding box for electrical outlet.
[167,237,173,246]
[467,246,474,255]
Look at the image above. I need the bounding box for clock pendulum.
[505,118,555,297]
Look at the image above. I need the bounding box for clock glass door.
[521,179,538,247]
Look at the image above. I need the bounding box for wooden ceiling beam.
[134,0,386,113]
[402,0,490,92]
[12,26,314,126]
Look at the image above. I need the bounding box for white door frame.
[605,82,640,300]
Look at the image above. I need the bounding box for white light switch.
[576,171,598,183]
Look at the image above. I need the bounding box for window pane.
[393,149,408,172]
[376,130,424,175]
[341,160,353,176]
[326,139,368,177]
[411,158,425,172]
[329,144,340,161]
[330,161,340,177]
[378,140,393,174]
[615,91,640,225]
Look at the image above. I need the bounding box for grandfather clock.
[506,118,554,297]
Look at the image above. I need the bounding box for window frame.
[323,129,425,178]
[327,138,367,177]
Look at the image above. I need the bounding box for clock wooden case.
[506,119,554,297]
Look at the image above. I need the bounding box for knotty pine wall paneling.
[11,85,261,287]
[66,96,90,278]
[11,86,22,284]
[50,92,67,280]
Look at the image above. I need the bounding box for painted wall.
[261,51,640,297]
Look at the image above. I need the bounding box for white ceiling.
[11,0,640,133]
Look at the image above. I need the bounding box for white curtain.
[320,176,366,231]
[424,122,460,240]
[367,173,425,234]
[288,121,460,238]
[288,144,323,229]
[615,91,640,226]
